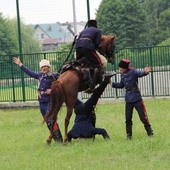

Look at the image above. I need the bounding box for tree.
[0,13,18,55]
[142,0,170,45]
[158,9,170,34]
[96,0,148,49]
[5,18,42,54]
[0,14,42,56]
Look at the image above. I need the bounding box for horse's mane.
[101,35,115,47]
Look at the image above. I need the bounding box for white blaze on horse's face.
[41,66,51,74]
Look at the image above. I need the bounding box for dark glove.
[103,72,116,83]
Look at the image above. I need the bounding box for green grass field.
[0,98,170,170]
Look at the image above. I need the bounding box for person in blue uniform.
[112,59,154,139]
[13,57,63,142]
[67,74,115,142]
[75,19,102,90]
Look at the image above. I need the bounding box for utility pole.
[86,0,90,20]
[72,0,77,35]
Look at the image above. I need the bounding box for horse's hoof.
[46,139,52,145]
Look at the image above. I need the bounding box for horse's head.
[99,35,116,64]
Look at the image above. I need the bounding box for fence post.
[10,56,16,102]
[43,53,46,59]
[114,63,119,98]
[149,47,154,96]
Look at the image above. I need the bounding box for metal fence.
[0,46,170,102]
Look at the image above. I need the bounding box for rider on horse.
[75,19,102,92]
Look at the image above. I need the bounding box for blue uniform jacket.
[112,68,148,103]
[76,26,102,50]
[20,65,59,103]
[68,81,108,138]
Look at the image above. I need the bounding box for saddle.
[60,58,104,93]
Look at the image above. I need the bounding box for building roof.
[31,22,86,44]
[32,22,70,39]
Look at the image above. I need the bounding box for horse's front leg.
[46,130,53,145]
[64,107,73,143]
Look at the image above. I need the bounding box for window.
[41,34,44,38]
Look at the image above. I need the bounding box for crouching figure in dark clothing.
[67,74,115,142]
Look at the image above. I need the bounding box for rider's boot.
[89,68,96,90]
[85,68,96,93]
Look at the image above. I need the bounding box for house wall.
[34,26,50,43]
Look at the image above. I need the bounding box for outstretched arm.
[85,81,108,109]
[13,57,23,67]
[134,66,152,77]
[144,66,152,74]
[13,56,39,79]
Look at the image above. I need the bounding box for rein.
[58,35,77,73]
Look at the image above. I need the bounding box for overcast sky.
[0,0,102,24]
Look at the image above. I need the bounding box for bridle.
[105,41,115,60]
[99,37,115,64]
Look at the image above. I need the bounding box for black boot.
[102,129,110,140]
[126,124,132,139]
[103,72,116,83]
[144,125,154,137]
[47,122,63,142]
[53,122,63,142]
[85,69,96,93]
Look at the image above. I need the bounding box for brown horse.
[44,35,116,144]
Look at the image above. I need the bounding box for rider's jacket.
[76,26,101,50]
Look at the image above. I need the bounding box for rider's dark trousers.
[76,47,101,67]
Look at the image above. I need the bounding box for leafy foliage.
[0,13,18,55]
[0,14,42,55]
[96,0,170,48]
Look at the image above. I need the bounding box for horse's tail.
[43,81,64,124]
